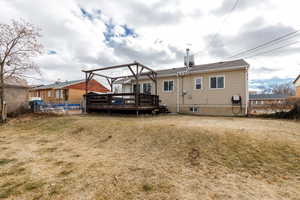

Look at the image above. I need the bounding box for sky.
[1,0,300,89]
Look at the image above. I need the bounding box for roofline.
[123,65,248,82]
[30,79,87,90]
[4,84,30,89]
[56,80,86,89]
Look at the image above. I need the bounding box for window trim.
[194,77,203,90]
[209,75,225,89]
[48,90,52,97]
[163,80,174,92]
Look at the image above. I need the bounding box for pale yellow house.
[118,59,250,116]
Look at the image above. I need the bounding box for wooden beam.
[136,62,157,74]
[82,63,137,73]
[92,73,113,79]
[128,66,137,80]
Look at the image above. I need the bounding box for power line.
[194,0,240,56]
[227,29,300,59]
[244,40,299,59]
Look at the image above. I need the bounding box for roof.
[293,74,300,84]
[31,79,86,90]
[115,59,249,84]
[249,94,288,100]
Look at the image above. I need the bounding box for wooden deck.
[86,93,159,112]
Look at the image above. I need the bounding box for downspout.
[245,66,249,116]
[177,72,180,113]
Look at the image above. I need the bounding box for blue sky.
[0,0,300,89]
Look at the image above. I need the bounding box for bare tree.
[0,19,43,122]
[263,83,295,96]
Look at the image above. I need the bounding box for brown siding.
[67,89,86,104]
[296,86,300,97]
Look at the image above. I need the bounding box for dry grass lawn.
[0,114,300,200]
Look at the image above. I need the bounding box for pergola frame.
[82,62,158,105]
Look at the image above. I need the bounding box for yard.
[0,114,300,200]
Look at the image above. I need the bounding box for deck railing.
[86,93,159,109]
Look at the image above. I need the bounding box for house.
[29,79,109,104]
[117,59,249,116]
[249,94,288,106]
[4,77,29,115]
[293,74,300,96]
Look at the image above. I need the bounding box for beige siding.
[123,68,248,116]
[5,86,29,114]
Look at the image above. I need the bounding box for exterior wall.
[4,86,29,114]
[67,89,86,104]
[295,78,300,97]
[296,86,300,97]
[123,68,248,116]
[29,89,66,104]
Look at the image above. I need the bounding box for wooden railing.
[86,93,159,108]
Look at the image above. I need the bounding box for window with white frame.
[55,90,60,99]
[143,83,151,94]
[163,80,174,92]
[210,76,224,89]
[194,77,203,90]
[48,90,51,97]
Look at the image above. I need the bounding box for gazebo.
[82,62,159,114]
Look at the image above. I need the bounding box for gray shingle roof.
[155,59,248,76]
[115,59,249,84]
[31,79,85,90]
[249,94,288,100]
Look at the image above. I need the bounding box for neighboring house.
[293,74,300,96]
[117,59,249,116]
[249,94,288,106]
[29,79,109,104]
[4,77,29,115]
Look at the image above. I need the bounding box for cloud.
[0,0,299,85]
[204,19,299,59]
[213,0,271,16]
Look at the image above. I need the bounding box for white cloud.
[1,0,300,85]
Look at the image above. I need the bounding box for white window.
[143,83,152,94]
[189,107,199,112]
[194,77,203,90]
[163,80,174,92]
[210,75,225,89]
[55,90,60,99]
[48,90,51,97]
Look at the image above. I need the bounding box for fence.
[31,101,82,114]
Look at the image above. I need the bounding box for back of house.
[120,59,249,116]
